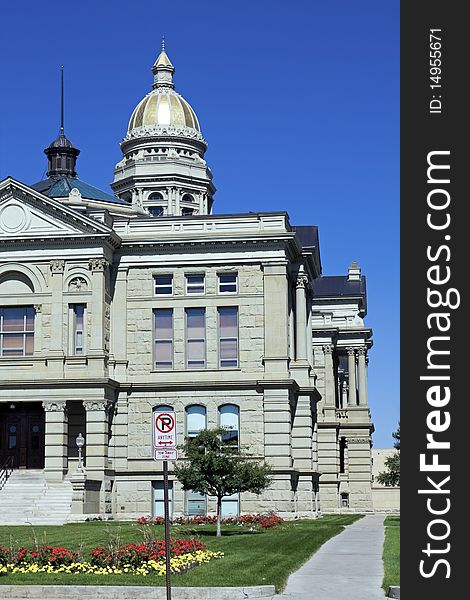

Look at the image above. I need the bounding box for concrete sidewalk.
[273,514,386,600]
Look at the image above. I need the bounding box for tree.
[392,422,400,450]
[173,428,272,536]
[376,453,400,487]
[376,423,400,486]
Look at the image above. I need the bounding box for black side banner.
[401,2,466,597]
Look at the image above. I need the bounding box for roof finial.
[152,40,175,89]
[60,66,65,135]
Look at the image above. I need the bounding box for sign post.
[153,411,177,600]
[163,459,171,600]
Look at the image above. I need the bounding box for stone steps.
[0,470,72,525]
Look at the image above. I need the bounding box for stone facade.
[0,46,375,518]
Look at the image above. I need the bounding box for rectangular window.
[154,275,173,295]
[153,481,173,518]
[0,306,35,357]
[154,308,173,369]
[72,304,85,355]
[186,274,205,295]
[221,492,240,517]
[218,273,237,294]
[186,308,206,369]
[218,307,238,368]
[187,490,206,516]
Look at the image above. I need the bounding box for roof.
[311,275,367,298]
[31,176,128,205]
[292,225,322,275]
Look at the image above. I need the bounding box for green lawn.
[382,515,400,590]
[0,515,362,591]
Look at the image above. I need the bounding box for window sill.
[151,367,242,373]
[65,355,88,365]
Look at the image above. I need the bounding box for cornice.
[120,378,302,393]
[0,377,120,390]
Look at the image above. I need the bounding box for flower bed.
[137,513,285,529]
[0,539,223,577]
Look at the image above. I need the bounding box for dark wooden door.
[0,404,45,469]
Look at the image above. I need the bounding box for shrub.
[136,513,285,528]
[89,538,206,569]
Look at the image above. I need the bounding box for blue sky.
[0,0,399,447]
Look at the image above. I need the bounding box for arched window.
[0,272,34,294]
[185,404,207,516]
[148,192,164,201]
[182,193,193,203]
[219,404,239,446]
[153,405,173,413]
[186,405,206,437]
[148,206,164,217]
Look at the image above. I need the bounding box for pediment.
[0,177,115,240]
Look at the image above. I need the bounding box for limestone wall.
[372,487,400,512]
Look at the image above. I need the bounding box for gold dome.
[127,43,200,134]
[128,88,200,133]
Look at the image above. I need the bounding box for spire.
[152,40,175,89]
[60,65,64,134]
[44,66,80,178]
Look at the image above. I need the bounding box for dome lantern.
[152,39,175,89]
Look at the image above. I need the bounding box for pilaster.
[322,344,336,420]
[357,346,368,405]
[83,400,111,479]
[346,436,373,510]
[347,347,357,406]
[48,260,65,375]
[262,263,289,375]
[43,400,68,482]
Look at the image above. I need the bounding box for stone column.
[365,355,370,405]
[43,400,68,482]
[357,347,368,405]
[48,260,65,368]
[295,269,308,362]
[83,400,110,478]
[322,344,336,406]
[88,258,108,354]
[341,380,348,408]
[174,188,180,215]
[347,347,357,406]
[199,192,204,214]
[306,297,314,367]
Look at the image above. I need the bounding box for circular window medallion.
[0,203,30,233]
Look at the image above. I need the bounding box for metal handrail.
[0,456,14,490]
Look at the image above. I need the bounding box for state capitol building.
[0,45,375,522]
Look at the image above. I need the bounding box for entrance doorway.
[0,403,45,469]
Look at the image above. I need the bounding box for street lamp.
[76,432,85,470]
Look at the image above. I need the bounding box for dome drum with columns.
[112,42,215,216]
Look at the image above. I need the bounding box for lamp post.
[76,433,85,470]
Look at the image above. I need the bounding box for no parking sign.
[153,411,177,449]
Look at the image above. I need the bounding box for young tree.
[173,428,272,536]
[376,423,400,486]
